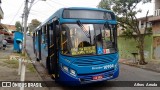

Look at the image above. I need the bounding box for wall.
[155,0,160,10]
[153,36,160,59]
[0,34,4,47]
[118,35,152,60]
[152,21,160,34]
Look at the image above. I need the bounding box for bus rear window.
[63,9,115,20]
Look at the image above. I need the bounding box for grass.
[3,59,19,68]
[27,63,36,73]
[3,59,36,73]
[2,52,36,73]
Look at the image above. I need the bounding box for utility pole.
[21,14,24,32]
[20,1,45,90]
[22,0,29,54]
[20,1,34,90]
[20,1,28,90]
[23,0,36,54]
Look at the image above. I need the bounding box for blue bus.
[33,7,119,85]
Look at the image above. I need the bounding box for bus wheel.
[36,58,40,61]
[46,57,52,74]
[50,62,56,79]
[46,57,56,80]
[36,52,40,61]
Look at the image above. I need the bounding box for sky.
[1,0,154,25]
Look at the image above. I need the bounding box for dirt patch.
[0,43,49,90]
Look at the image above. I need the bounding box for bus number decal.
[92,64,114,70]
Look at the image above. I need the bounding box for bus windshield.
[60,23,117,56]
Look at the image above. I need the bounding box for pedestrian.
[2,39,7,50]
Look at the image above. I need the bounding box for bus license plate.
[92,75,103,80]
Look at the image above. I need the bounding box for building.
[138,16,152,34]
[0,0,4,48]
[134,0,160,60]
[149,0,160,34]
[0,0,3,22]
[118,16,153,60]
[117,16,152,36]
[148,0,160,60]
[2,24,16,34]
[0,0,4,30]
[116,0,160,60]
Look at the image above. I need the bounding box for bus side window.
[41,27,44,44]
[49,25,54,45]
[41,25,48,50]
[56,25,60,47]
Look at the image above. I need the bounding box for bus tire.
[46,57,52,74]
[36,58,40,61]
[36,51,40,61]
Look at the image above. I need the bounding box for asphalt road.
[26,35,160,90]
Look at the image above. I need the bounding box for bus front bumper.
[58,66,119,85]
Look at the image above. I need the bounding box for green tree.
[15,21,22,32]
[98,0,113,10]
[98,0,151,65]
[28,19,41,33]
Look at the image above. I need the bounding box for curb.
[25,49,46,81]
[119,62,160,73]
[26,49,51,90]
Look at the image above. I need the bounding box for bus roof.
[34,7,115,31]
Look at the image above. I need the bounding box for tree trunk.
[138,36,147,65]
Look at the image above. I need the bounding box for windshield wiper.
[76,20,91,38]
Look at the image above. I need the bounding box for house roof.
[2,24,16,31]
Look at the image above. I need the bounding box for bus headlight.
[70,69,76,76]
[63,66,69,72]
[61,64,76,76]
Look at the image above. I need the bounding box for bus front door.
[47,22,58,79]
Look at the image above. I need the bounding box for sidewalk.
[119,59,160,73]
[0,44,48,90]
[0,44,13,59]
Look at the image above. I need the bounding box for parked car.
[27,33,30,36]
[5,37,13,44]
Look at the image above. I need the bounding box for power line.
[31,9,54,14]
[45,1,57,8]
[30,9,40,13]
[30,11,48,17]
[56,0,72,6]
[31,0,39,6]
[9,2,24,25]
[29,13,42,20]
[49,0,69,7]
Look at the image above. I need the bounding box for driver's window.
[61,25,70,54]
[102,28,112,49]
